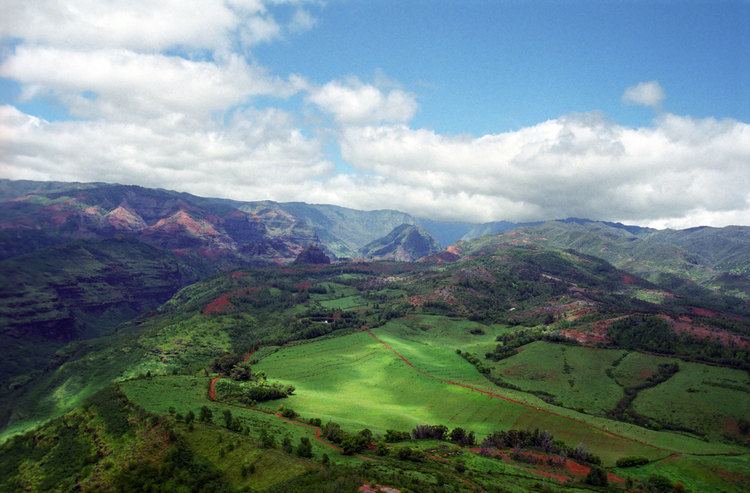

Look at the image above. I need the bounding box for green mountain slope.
[360,224,441,261]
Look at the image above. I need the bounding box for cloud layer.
[0,2,748,228]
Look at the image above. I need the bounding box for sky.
[0,0,748,228]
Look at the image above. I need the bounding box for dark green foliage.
[395,446,425,462]
[113,440,230,492]
[609,316,677,354]
[643,474,676,493]
[229,362,252,381]
[280,407,298,419]
[282,435,293,454]
[213,353,242,373]
[199,406,213,423]
[481,428,602,465]
[308,417,322,426]
[411,424,448,440]
[296,437,313,458]
[85,387,132,436]
[585,466,608,486]
[609,363,680,427]
[448,427,475,446]
[384,429,411,442]
[375,441,389,456]
[321,421,346,444]
[616,456,650,467]
[259,428,276,448]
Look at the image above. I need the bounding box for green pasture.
[634,361,750,440]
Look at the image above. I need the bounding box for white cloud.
[0,46,298,121]
[289,9,317,33]
[0,0,256,52]
[0,105,332,200]
[333,113,750,223]
[622,80,665,109]
[308,78,418,124]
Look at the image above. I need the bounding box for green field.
[491,341,626,414]
[251,323,742,464]
[634,361,750,440]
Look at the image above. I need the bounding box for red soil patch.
[230,271,247,279]
[665,314,750,350]
[359,485,401,493]
[208,376,220,401]
[446,245,461,255]
[295,281,312,291]
[242,349,256,363]
[638,368,655,379]
[690,306,719,318]
[203,293,234,315]
[621,274,637,285]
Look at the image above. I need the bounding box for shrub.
[449,427,475,446]
[395,446,425,462]
[585,466,608,486]
[213,353,241,373]
[198,406,213,423]
[280,407,298,419]
[296,437,313,458]
[616,456,650,468]
[384,429,410,443]
[411,424,448,440]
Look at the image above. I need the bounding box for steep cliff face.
[360,224,441,261]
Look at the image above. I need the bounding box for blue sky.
[258,1,749,133]
[0,1,748,227]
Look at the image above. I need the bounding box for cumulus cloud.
[334,113,750,223]
[0,47,299,120]
[307,78,418,124]
[0,0,260,52]
[0,105,332,201]
[622,80,665,109]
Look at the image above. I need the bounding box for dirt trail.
[208,376,221,401]
[242,349,256,363]
[365,330,667,452]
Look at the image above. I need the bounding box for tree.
[449,427,475,446]
[199,406,213,423]
[296,437,313,458]
[223,409,233,428]
[185,411,195,425]
[585,466,608,487]
[229,363,252,381]
[282,435,293,454]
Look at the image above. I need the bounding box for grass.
[253,329,699,464]
[180,422,316,491]
[490,341,626,415]
[614,454,750,493]
[633,361,750,441]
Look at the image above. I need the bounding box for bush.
[449,427,475,446]
[585,466,608,486]
[213,353,241,373]
[395,446,425,462]
[616,456,650,468]
[411,424,448,440]
[280,407,298,419]
[259,429,276,448]
[296,437,313,458]
[384,429,410,443]
[643,475,674,493]
[199,406,213,423]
